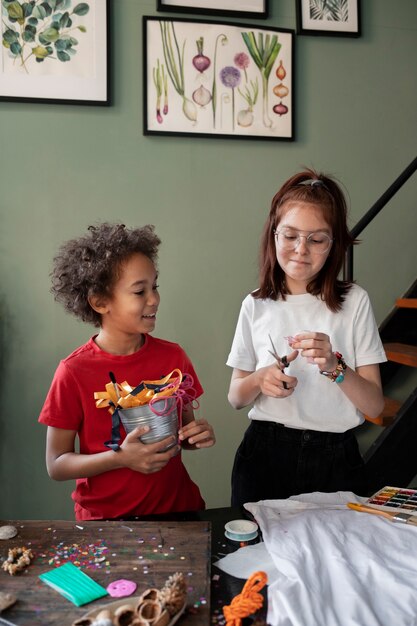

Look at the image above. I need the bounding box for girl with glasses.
[227,168,386,505]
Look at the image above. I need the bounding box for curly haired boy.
[39,223,215,520]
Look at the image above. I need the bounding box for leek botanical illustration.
[211,32,228,128]
[153,59,168,123]
[159,20,197,122]
[241,31,281,128]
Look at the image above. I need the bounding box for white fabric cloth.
[226,284,386,432]
[233,493,417,626]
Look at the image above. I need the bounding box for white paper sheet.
[214,541,280,585]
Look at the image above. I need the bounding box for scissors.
[268,334,289,390]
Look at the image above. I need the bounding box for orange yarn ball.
[223,571,267,626]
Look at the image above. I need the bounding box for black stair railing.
[343,155,417,282]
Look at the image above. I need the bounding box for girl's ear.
[88,294,109,315]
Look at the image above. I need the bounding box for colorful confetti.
[35,540,110,571]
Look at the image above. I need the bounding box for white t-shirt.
[226,284,387,432]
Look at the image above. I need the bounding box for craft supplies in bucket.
[224,519,259,542]
[94,369,199,452]
[119,397,178,450]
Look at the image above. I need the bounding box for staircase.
[362,282,417,494]
[342,156,417,496]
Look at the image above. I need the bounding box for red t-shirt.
[38,334,205,520]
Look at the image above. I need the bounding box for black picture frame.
[157,0,269,20]
[0,0,110,106]
[296,0,361,38]
[143,16,294,141]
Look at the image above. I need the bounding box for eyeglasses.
[274,228,333,254]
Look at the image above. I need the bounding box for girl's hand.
[178,419,216,449]
[256,349,298,397]
[291,332,338,372]
[119,426,180,474]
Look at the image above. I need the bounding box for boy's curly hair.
[51,223,161,327]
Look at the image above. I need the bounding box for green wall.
[1,0,416,519]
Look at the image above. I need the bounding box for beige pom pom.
[159,572,187,616]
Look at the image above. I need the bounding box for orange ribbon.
[223,571,267,626]
[94,369,183,413]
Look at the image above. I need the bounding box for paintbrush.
[347,502,417,526]
[108,371,121,406]
[0,617,19,626]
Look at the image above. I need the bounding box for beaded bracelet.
[320,352,347,383]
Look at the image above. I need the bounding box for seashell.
[0,525,18,540]
[153,610,171,626]
[114,603,136,626]
[92,619,113,626]
[137,588,160,606]
[95,610,112,620]
[136,599,162,624]
[0,591,17,611]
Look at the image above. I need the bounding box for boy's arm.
[46,425,180,479]
[178,404,216,450]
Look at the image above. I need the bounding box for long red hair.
[253,168,357,312]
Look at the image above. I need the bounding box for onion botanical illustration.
[237,78,259,127]
[273,83,289,98]
[220,66,241,131]
[192,84,211,107]
[273,102,288,116]
[192,37,211,73]
[234,52,250,82]
[159,21,197,122]
[242,31,281,128]
[276,60,286,80]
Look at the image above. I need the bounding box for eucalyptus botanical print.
[1,0,90,74]
[145,18,293,140]
[309,0,349,22]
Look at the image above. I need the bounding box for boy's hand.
[119,426,180,474]
[178,419,216,450]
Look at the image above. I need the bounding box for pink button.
[107,579,137,597]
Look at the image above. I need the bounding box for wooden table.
[0,519,210,625]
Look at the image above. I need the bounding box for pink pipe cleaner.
[149,374,200,429]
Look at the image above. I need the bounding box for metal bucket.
[118,397,178,450]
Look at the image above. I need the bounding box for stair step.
[384,343,417,367]
[396,298,417,309]
[365,397,402,427]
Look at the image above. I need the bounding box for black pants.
[231,420,367,506]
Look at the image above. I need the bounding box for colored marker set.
[367,486,417,516]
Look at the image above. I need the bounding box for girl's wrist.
[320,352,347,383]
